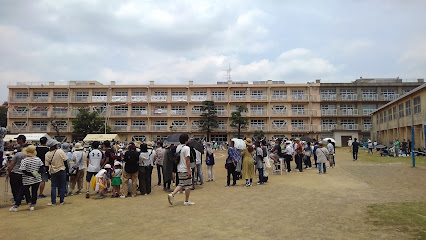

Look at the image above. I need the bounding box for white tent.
[13,133,53,142]
[83,134,121,142]
[4,135,17,142]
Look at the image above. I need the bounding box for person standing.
[7,135,31,206]
[294,138,304,172]
[120,143,139,198]
[205,143,215,182]
[138,143,155,195]
[367,141,374,155]
[168,134,195,206]
[61,143,72,196]
[261,140,271,183]
[394,139,400,157]
[68,143,85,195]
[0,127,6,167]
[85,141,104,199]
[162,144,174,191]
[284,141,293,172]
[408,140,412,155]
[348,138,353,153]
[316,143,329,174]
[154,142,165,187]
[45,139,68,206]
[327,140,335,167]
[194,148,204,186]
[225,139,240,187]
[254,141,264,185]
[303,142,312,169]
[352,138,360,161]
[313,142,319,168]
[36,137,50,198]
[9,145,43,212]
[242,139,255,187]
[401,139,407,155]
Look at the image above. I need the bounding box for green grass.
[353,149,426,166]
[367,202,426,239]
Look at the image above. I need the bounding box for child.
[94,164,111,199]
[111,161,122,198]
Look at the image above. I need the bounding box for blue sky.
[1,0,426,102]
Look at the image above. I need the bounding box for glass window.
[393,106,397,119]
[132,91,146,96]
[291,119,305,125]
[154,91,168,96]
[34,92,49,97]
[132,106,146,111]
[272,90,286,96]
[33,121,48,127]
[154,120,167,126]
[388,109,392,121]
[250,90,265,96]
[291,105,305,110]
[321,104,336,110]
[93,92,107,96]
[414,97,421,114]
[340,104,354,110]
[232,90,246,96]
[171,106,186,111]
[291,90,305,95]
[76,92,89,97]
[193,91,207,96]
[211,91,225,96]
[399,104,404,118]
[172,91,186,96]
[54,92,68,97]
[14,121,27,127]
[15,92,29,98]
[172,120,186,126]
[250,119,264,124]
[132,135,146,142]
[341,119,355,125]
[215,106,225,111]
[322,119,336,124]
[320,89,336,94]
[362,89,377,94]
[114,106,128,111]
[211,134,227,143]
[340,89,354,95]
[251,105,265,110]
[154,105,167,110]
[406,101,411,116]
[132,120,146,126]
[114,91,128,96]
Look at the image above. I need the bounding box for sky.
[1,0,426,102]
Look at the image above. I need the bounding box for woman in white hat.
[69,143,85,195]
[9,145,43,212]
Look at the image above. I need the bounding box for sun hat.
[147,141,153,149]
[47,139,60,148]
[114,161,122,166]
[104,164,112,169]
[23,145,37,157]
[244,138,253,145]
[295,138,301,141]
[74,143,84,150]
[61,142,71,152]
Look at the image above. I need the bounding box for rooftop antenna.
[225,62,232,81]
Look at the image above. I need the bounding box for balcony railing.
[231,95,247,101]
[130,125,147,131]
[291,125,306,131]
[170,110,187,116]
[72,110,81,116]
[131,96,147,102]
[131,110,148,116]
[151,110,167,116]
[271,125,287,130]
[52,111,68,117]
[341,109,359,116]
[11,97,28,103]
[216,110,227,116]
[31,126,48,132]
[171,125,188,131]
[292,109,306,115]
[342,124,359,130]
[33,97,49,102]
[11,125,27,132]
[271,110,287,116]
[10,111,28,117]
[250,95,267,101]
[191,96,207,102]
[113,110,128,116]
[250,125,265,130]
[191,110,202,116]
[291,94,308,101]
[362,94,378,101]
[112,96,127,102]
[191,125,200,130]
[72,96,88,102]
[112,125,127,131]
[321,124,337,131]
[53,96,69,102]
[151,96,167,102]
[172,96,187,102]
[217,124,226,130]
[91,96,107,102]
[211,95,226,101]
[321,94,337,101]
[341,94,358,101]
[271,95,287,101]
[31,111,48,117]
[362,109,375,116]
[151,125,168,131]
[363,124,372,131]
[382,94,400,101]
[321,109,337,116]
[251,110,266,116]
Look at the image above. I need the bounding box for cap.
[15,135,26,141]
[104,164,112,169]
[114,161,122,166]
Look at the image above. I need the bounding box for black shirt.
[273,144,282,157]
[352,142,360,151]
[123,150,139,174]
[105,148,115,166]
[36,146,50,164]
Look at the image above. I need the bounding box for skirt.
[111,177,122,186]
[177,172,192,190]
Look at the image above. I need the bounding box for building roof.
[372,83,426,114]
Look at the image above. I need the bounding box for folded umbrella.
[188,139,204,153]
[164,134,181,145]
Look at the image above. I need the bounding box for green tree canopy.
[72,109,108,136]
[229,105,248,139]
[0,101,7,127]
[199,100,219,142]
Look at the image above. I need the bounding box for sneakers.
[68,192,74,196]
[75,190,82,195]
[85,191,90,199]
[168,193,174,205]
[29,206,35,211]
[120,195,126,199]
[47,202,56,206]
[225,185,230,187]
[9,206,18,212]
[184,201,195,206]
[257,182,264,185]
[37,194,46,199]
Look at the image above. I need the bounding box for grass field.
[0,148,425,239]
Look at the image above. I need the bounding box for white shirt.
[139,149,156,166]
[176,144,190,173]
[71,150,85,170]
[95,169,107,178]
[327,143,335,154]
[285,144,293,155]
[87,149,103,172]
[195,149,202,164]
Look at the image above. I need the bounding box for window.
[54,92,68,98]
[172,120,186,126]
[340,104,354,110]
[383,111,387,122]
[114,120,127,126]
[363,119,372,125]
[34,92,49,97]
[272,120,286,128]
[376,115,379,125]
[15,92,29,98]
[272,105,286,113]
[393,106,397,119]
[154,105,167,110]
[154,135,168,141]
[171,106,186,111]
[406,101,411,116]
[291,90,305,95]
[320,89,336,94]
[211,91,225,96]
[54,121,67,129]
[380,112,383,123]
[192,106,203,112]
[132,106,146,111]
[362,89,377,94]
[403,89,413,95]
[154,120,167,126]
[232,90,246,96]
[291,134,304,138]
[132,135,146,142]
[114,106,128,111]
[172,91,186,96]
[251,105,265,114]
[192,120,200,127]
[291,119,305,129]
[340,89,354,95]
[341,119,355,125]
[114,91,128,96]
[218,120,225,129]
[272,90,286,96]
[381,89,396,95]
[292,105,305,110]
[132,120,146,126]
[250,119,264,124]
[321,104,337,110]
[211,134,227,143]
[322,119,336,125]
[76,92,89,97]
[93,91,107,96]
[192,91,206,96]
[132,91,146,96]
[251,90,265,96]
[53,107,68,113]
[33,121,47,129]
[414,97,421,114]
[154,91,168,96]
[14,121,27,127]
[388,109,392,121]
[215,105,225,111]
[399,104,404,118]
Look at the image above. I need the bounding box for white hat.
[104,164,112,169]
[114,161,122,166]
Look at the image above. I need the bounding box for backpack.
[262,147,267,158]
[108,150,117,162]
[173,149,182,165]
[189,147,196,163]
[206,153,215,166]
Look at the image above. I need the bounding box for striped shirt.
[19,156,43,186]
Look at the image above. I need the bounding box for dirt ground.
[0,148,425,240]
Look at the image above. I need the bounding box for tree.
[50,118,60,139]
[229,105,248,139]
[199,100,219,142]
[72,109,107,136]
[0,101,8,127]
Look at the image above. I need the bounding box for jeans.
[295,154,303,172]
[16,183,40,206]
[258,168,264,183]
[318,163,327,173]
[156,165,163,185]
[207,165,214,180]
[226,163,237,186]
[9,172,31,206]
[51,170,66,204]
[353,151,358,160]
[368,148,373,154]
[314,155,318,168]
[196,163,203,184]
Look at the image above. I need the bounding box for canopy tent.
[6,133,53,142]
[83,134,121,142]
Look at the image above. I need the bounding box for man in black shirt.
[269,138,282,163]
[352,138,360,161]
[36,137,50,198]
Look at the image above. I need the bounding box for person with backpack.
[327,140,335,168]
[205,142,215,182]
[85,141,104,199]
[103,140,117,192]
[138,143,156,195]
[168,134,195,206]
[120,143,139,198]
[313,142,319,168]
[226,139,241,187]
[316,143,329,174]
[303,142,312,170]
